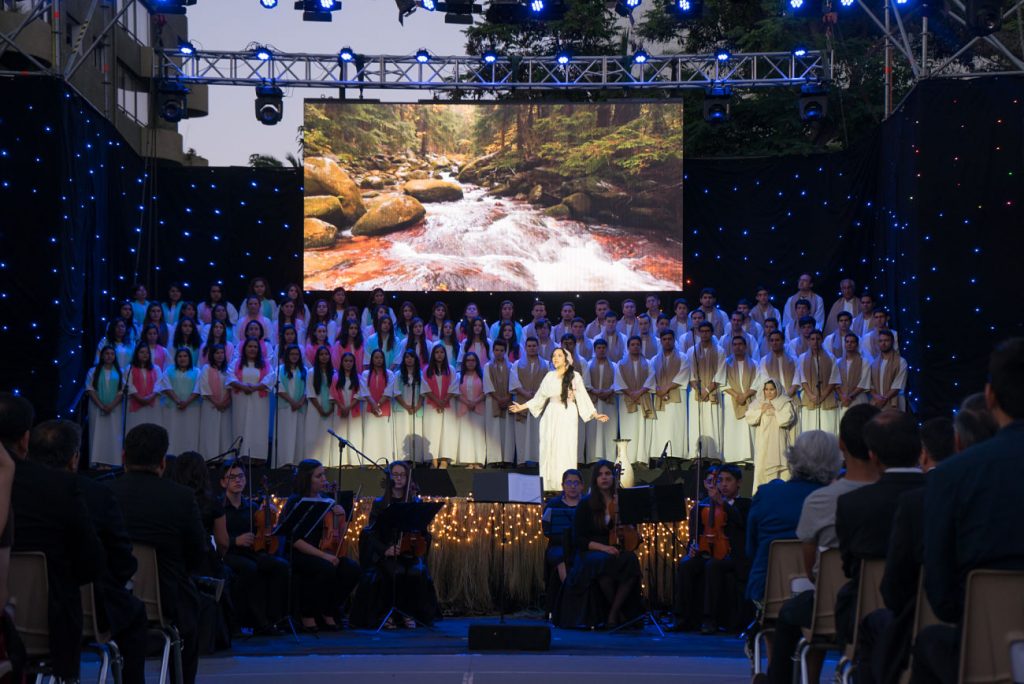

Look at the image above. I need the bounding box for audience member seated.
[4,393,104,683]
[765,403,880,684]
[28,420,149,684]
[675,464,752,635]
[0,394,21,608]
[109,423,207,684]
[541,469,583,616]
[745,430,842,610]
[913,338,1024,684]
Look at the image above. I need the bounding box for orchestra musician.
[349,460,440,629]
[281,458,361,633]
[219,460,290,636]
[672,464,752,634]
[541,469,584,616]
[556,460,642,630]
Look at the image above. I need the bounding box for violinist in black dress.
[349,460,440,629]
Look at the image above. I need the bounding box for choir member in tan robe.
[837,332,872,423]
[650,329,689,462]
[513,338,550,463]
[637,314,659,360]
[756,330,801,443]
[483,339,521,464]
[686,322,727,461]
[796,331,841,435]
[584,340,619,463]
[823,278,858,336]
[782,273,825,330]
[698,287,730,338]
[745,380,796,491]
[823,311,854,359]
[722,336,758,463]
[585,299,610,339]
[750,286,783,329]
[869,330,908,411]
[613,336,654,465]
[598,312,627,363]
[861,310,900,358]
[850,293,877,338]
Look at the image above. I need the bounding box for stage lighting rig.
[255,84,284,125]
[158,80,190,122]
[555,49,571,65]
[177,40,196,56]
[252,45,274,61]
[481,50,499,64]
[667,0,702,19]
[784,0,819,16]
[714,47,731,62]
[260,0,278,6]
[415,48,432,63]
[798,82,828,121]
[395,0,417,23]
[632,49,649,64]
[614,0,641,17]
[435,0,482,24]
[140,0,196,15]
[703,85,732,123]
[295,0,341,21]
[485,0,566,22]
[965,0,1002,34]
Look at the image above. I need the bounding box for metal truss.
[155,49,833,91]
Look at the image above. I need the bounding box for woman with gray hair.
[744,429,842,606]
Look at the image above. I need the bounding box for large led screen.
[303,102,683,291]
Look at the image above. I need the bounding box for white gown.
[686,345,727,461]
[649,351,690,462]
[722,358,758,464]
[330,381,364,467]
[612,358,655,465]
[125,367,164,435]
[274,365,308,467]
[745,395,797,491]
[421,369,460,463]
[483,362,521,465]
[85,367,124,467]
[513,358,550,464]
[304,371,339,466]
[456,373,487,465]
[583,359,619,464]
[197,365,234,462]
[229,362,275,461]
[157,367,201,456]
[359,369,396,463]
[393,373,426,463]
[523,370,598,493]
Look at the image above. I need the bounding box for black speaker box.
[467,624,551,651]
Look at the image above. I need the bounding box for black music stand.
[373,501,444,632]
[273,498,334,641]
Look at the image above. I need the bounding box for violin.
[252,475,281,555]
[695,499,731,561]
[396,480,428,558]
[320,480,352,558]
[607,463,641,553]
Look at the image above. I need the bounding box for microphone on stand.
[326,428,350,447]
[659,440,671,467]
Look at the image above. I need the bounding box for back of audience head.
[954,392,998,451]
[919,417,955,471]
[838,403,881,464]
[0,391,34,458]
[786,430,842,485]
[863,409,922,469]
[985,337,1024,428]
[28,420,81,472]
[123,423,169,474]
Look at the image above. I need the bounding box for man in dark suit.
[914,338,1024,684]
[29,420,149,684]
[5,397,105,681]
[834,409,925,647]
[108,423,207,684]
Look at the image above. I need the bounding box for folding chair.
[957,569,1024,684]
[795,548,845,684]
[837,558,886,684]
[81,583,124,684]
[750,539,805,675]
[130,545,183,684]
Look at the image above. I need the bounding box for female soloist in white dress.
[510,349,608,492]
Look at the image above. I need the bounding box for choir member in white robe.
[550,302,577,343]
[535,322,557,363]
[583,340,618,464]
[782,274,826,330]
[456,353,488,466]
[668,298,690,339]
[483,340,521,465]
[239,296,277,346]
[636,315,659,360]
[744,380,797,491]
[677,310,722,353]
[273,346,307,467]
[94,319,134,369]
[823,311,855,360]
[613,337,655,465]
[522,301,548,341]
[861,311,899,358]
[784,302,815,345]
[359,288,397,330]
[199,284,239,326]
[513,339,550,463]
[823,279,859,336]
[305,349,339,466]
[227,339,275,461]
[837,333,872,423]
[360,350,396,462]
[851,293,877,338]
[489,300,525,346]
[329,352,364,466]
[869,331,908,411]
[725,311,760,361]
[722,336,758,464]
[393,351,426,463]
[158,349,201,456]
[85,347,124,466]
[596,313,627,363]
[197,346,234,462]
[750,287,783,329]
[584,299,611,339]
[697,288,731,338]
[422,345,459,468]
[796,331,841,435]
[736,300,765,344]
[569,319,593,363]
[510,349,608,493]
[756,330,802,444]
[365,317,406,371]
[559,336,588,463]
[616,299,640,339]
[650,330,689,462]
[686,323,727,461]
[125,346,163,434]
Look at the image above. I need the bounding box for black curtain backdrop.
[1,76,1021,422]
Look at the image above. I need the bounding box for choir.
[85,279,908,489]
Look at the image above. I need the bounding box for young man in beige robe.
[686,322,726,461]
[612,336,654,465]
[650,329,689,462]
[824,278,858,336]
[513,338,549,463]
[584,339,619,463]
[723,336,758,463]
[837,332,872,423]
[483,339,521,464]
[869,330,908,411]
[796,330,841,435]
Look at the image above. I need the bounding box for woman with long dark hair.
[85,345,124,466]
[159,348,201,455]
[403,318,431,368]
[334,318,365,372]
[282,459,361,632]
[276,299,306,347]
[240,276,277,322]
[125,343,162,432]
[171,317,202,368]
[228,337,275,461]
[421,344,458,469]
[198,344,233,460]
[330,351,363,467]
[304,346,337,465]
[509,348,608,491]
[162,282,184,327]
[557,460,642,630]
[201,302,236,345]
[235,319,273,364]
[360,349,396,461]
[145,302,170,348]
[366,315,404,372]
[94,317,133,369]
[201,319,234,366]
[395,301,417,341]
[349,460,440,629]
[462,317,491,364]
[198,283,238,327]
[275,344,308,466]
[141,322,171,372]
[456,351,486,467]
[394,350,424,463]
[425,301,448,342]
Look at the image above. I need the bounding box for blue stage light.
[715,48,731,62]
[318,0,333,6]
[415,48,431,63]
[178,40,196,56]
[253,46,273,61]
[792,46,808,57]
[555,50,571,65]
[481,50,498,64]
[420,0,436,10]
[531,0,544,11]
[632,49,649,64]
[338,47,355,63]
[260,0,278,8]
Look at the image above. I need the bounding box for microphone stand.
[328,431,388,474]
[273,374,282,470]
[814,352,823,431]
